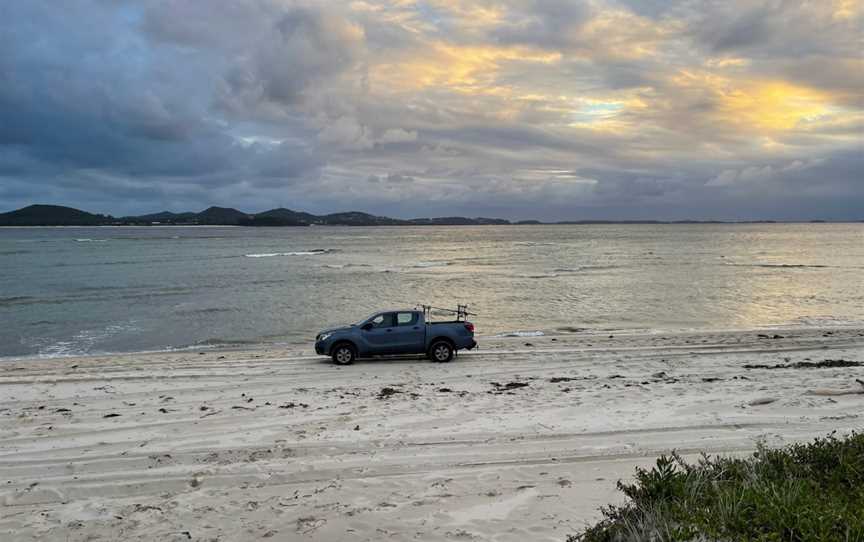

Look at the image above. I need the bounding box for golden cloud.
[371,42,561,94]
[575,8,681,60]
[832,0,862,20]
[425,0,504,28]
[720,81,832,131]
[672,70,836,133]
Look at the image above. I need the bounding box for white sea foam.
[34,323,139,358]
[411,261,451,268]
[726,262,829,269]
[74,238,108,243]
[518,273,558,279]
[245,249,332,258]
[323,263,370,269]
[491,330,546,338]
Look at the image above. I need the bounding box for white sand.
[2,327,863,541]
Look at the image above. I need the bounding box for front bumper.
[315,341,327,355]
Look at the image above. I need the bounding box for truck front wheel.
[332,343,356,365]
[428,340,454,363]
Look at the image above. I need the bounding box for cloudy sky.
[1,1,862,220]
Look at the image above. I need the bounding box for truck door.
[363,312,397,354]
[392,311,425,354]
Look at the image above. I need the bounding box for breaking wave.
[245,248,336,258]
[411,261,452,268]
[32,322,140,358]
[0,296,35,306]
[176,307,238,315]
[518,273,559,279]
[322,263,371,269]
[552,265,619,273]
[192,337,262,348]
[491,330,546,338]
[725,263,829,269]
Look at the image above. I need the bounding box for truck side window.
[396,312,417,326]
[371,313,396,328]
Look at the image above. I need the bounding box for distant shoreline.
[1,204,860,227]
[1,221,861,228]
[0,224,242,229]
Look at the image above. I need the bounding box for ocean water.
[1,224,862,358]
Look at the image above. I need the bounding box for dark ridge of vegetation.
[0,204,112,226]
[2,203,850,227]
[743,359,861,370]
[570,432,864,542]
[237,216,307,227]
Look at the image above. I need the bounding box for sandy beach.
[2,327,863,541]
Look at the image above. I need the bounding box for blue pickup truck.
[315,309,476,364]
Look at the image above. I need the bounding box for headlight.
[318,332,333,341]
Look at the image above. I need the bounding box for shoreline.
[5,321,864,363]
[2,326,863,541]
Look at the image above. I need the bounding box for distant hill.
[254,208,322,225]
[196,206,250,225]
[321,211,407,226]
[474,217,511,225]
[0,204,519,227]
[120,211,198,224]
[409,216,510,225]
[0,205,113,226]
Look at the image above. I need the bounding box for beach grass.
[571,432,864,542]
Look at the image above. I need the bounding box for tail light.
[464,322,475,333]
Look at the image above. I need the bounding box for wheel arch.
[331,339,358,355]
[428,336,456,350]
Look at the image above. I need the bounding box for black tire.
[428,340,454,363]
[331,343,356,365]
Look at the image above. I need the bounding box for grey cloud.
[0,1,328,213]
[687,1,863,58]
[616,0,682,18]
[492,0,592,50]
[696,7,772,53]
[208,5,365,116]
[142,0,274,49]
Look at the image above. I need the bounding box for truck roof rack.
[417,303,477,322]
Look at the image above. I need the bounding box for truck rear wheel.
[332,343,356,365]
[428,340,454,363]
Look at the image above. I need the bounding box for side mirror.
[361,322,374,331]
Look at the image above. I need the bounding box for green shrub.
[570,432,864,542]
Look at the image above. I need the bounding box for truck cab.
[315,309,476,364]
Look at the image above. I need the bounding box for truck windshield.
[356,312,401,328]
[355,313,377,326]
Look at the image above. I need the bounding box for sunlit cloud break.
[0,0,861,220]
